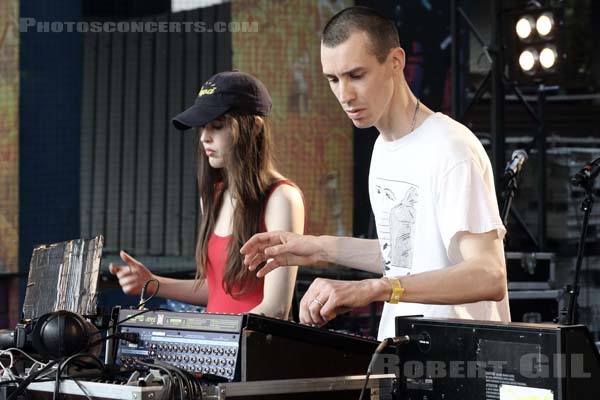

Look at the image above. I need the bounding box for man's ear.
[254,115,264,128]
[390,47,406,72]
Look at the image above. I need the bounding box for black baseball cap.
[172,71,272,130]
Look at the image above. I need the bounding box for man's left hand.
[300,278,391,326]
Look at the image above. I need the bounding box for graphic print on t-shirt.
[373,179,419,275]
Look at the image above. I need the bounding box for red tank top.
[205,180,300,313]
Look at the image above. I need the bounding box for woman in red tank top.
[109,71,304,319]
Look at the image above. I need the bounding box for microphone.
[571,156,600,187]
[0,329,17,349]
[504,149,528,179]
[0,325,30,351]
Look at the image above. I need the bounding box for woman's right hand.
[109,250,156,295]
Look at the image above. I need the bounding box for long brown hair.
[195,114,276,296]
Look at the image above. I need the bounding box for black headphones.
[31,310,100,360]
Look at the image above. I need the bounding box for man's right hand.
[240,231,323,278]
[109,250,155,295]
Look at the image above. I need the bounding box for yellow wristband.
[386,277,405,304]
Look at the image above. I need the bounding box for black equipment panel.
[115,310,379,382]
[395,316,600,400]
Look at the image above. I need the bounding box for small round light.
[536,13,554,37]
[519,49,537,73]
[539,47,557,70]
[516,16,534,40]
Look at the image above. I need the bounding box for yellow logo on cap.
[198,81,217,97]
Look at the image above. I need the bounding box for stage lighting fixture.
[539,46,557,70]
[536,13,554,37]
[519,49,537,73]
[507,7,566,85]
[515,16,534,40]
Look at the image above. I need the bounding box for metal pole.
[537,86,547,251]
[491,0,506,193]
[451,0,461,119]
[567,192,593,324]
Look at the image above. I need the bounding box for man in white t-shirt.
[241,6,510,340]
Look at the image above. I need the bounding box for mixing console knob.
[210,367,217,374]
[226,368,232,375]
[227,359,234,366]
[220,359,226,366]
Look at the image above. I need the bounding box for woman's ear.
[254,115,264,129]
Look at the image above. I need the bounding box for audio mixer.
[114,309,379,382]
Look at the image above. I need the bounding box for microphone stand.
[560,177,596,325]
[500,172,519,226]
[501,152,540,249]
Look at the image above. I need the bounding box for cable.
[53,353,105,400]
[71,378,94,400]
[137,360,202,400]
[0,354,16,382]
[88,332,140,348]
[173,366,200,400]
[159,373,173,400]
[54,359,61,400]
[137,361,174,399]
[1,348,47,368]
[1,347,48,385]
[7,359,59,400]
[111,307,169,329]
[138,278,160,310]
[358,336,410,400]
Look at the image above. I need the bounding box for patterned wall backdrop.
[0,0,19,275]
[232,0,354,236]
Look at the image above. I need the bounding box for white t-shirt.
[369,112,510,340]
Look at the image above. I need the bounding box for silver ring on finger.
[312,298,324,307]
